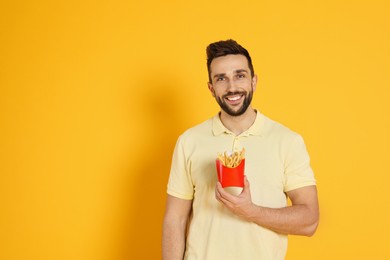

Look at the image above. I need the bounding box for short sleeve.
[167,135,194,200]
[283,134,316,192]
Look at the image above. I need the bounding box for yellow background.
[1,0,389,259]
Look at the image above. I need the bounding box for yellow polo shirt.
[167,111,316,260]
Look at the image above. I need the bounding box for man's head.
[206,40,257,117]
[206,39,255,83]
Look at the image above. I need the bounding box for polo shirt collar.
[212,110,264,137]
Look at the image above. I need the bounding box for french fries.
[217,148,245,168]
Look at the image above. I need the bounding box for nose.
[226,79,239,92]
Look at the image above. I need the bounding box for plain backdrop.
[1,0,389,259]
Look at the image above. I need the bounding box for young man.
[162,39,319,260]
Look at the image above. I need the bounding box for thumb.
[242,176,250,193]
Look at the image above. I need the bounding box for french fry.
[217,148,245,168]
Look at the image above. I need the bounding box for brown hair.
[206,39,254,82]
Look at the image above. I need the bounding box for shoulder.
[262,116,305,151]
[177,117,214,144]
[261,114,303,143]
[260,114,311,165]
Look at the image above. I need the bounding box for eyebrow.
[235,69,249,74]
[213,73,226,79]
[213,69,249,79]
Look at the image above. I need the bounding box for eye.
[237,74,245,79]
[216,76,225,81]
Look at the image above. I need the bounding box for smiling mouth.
[227,95,241,101]
[225,93,244,102]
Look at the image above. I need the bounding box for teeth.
[227,96,241,101]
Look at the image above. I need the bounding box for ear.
[208,82,215,97]
[251,74,258,91]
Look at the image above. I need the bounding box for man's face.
[208,54,257,116]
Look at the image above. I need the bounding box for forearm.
[216,181,319,236]
[162,195,192,260]
[162,219,187,260]
[245,203,319,236]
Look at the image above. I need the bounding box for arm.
[162,195,192,260]
[215,177,319,236]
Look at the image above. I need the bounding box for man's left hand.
[215,176,255,220]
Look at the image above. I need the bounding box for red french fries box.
[216,159,245,188]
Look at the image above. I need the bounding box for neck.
[219,107,257,135]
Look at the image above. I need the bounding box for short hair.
[206,39,255,83]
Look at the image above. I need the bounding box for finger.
[216,183,227,197]
[215,184,236,207]
[215,183,227,203]
[244,176,250,188]
[218,187,238,203]
[217,192,234,208]
[241,176,251,195]
[215,187,226,203]
[215,182,224,196]
[215,184,223,201]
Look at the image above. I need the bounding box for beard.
[215,88,253,116]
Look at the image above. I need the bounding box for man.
[162,39,319,260]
